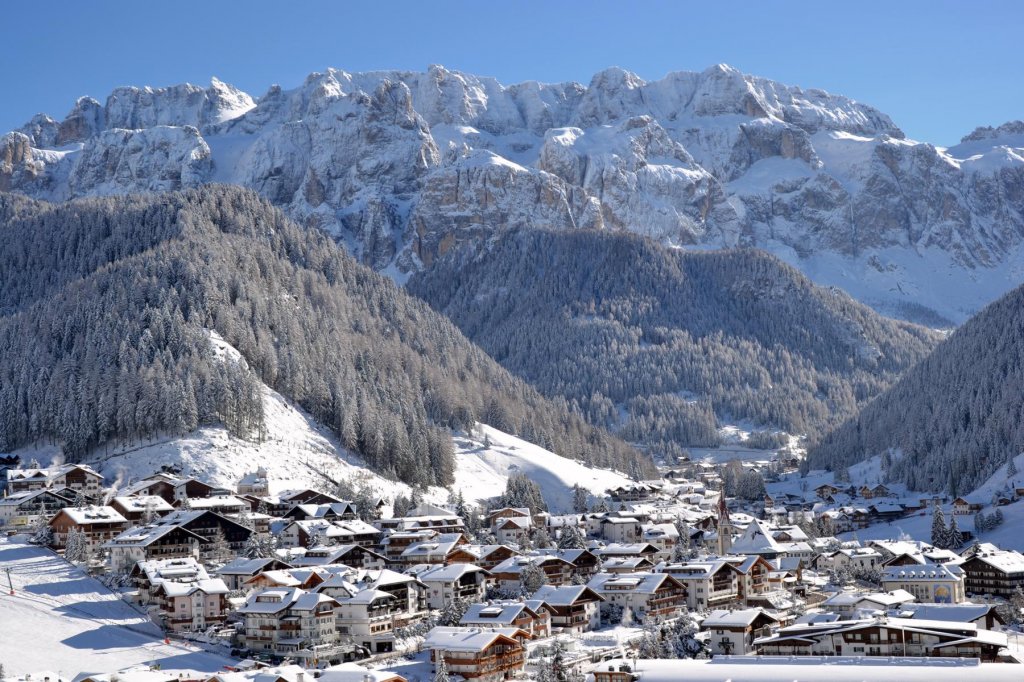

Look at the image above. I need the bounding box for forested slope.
[408,230,939,456]
[0,188,651,486]
[809,280,1024,494]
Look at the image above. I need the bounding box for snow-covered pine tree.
[306,524,326,549]
[244,532,273,559]
[519,561,548,596]
[438,596,470,627]
[558,525,587,550]
[207,528,232,565]
[433,655,450,682]
[930,504,948,549]
[948,516,964,549]
[64,527,87,563]
[572,484,589,514]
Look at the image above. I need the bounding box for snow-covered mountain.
[3,64,1023,322]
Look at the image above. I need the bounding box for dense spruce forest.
[809,280,1024,494]
[408,229,940,457]
[0,187,652,487]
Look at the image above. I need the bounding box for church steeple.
[717,493,732,555]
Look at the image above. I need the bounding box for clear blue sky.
[2,0,1021,145]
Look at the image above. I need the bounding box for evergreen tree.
[438,596,470,627]
[572,484,590,514]
[558,525,587,550]
[433,656,450,682]
[64,528,87,563]
[948,516,964,549]
[206,528,232,565]
[930,504,948,549]
[519,561,549,596]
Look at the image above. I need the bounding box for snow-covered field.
[451,423,634,513]
[0,536,234,676]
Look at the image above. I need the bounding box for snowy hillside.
[0,536,234,675]
[450,423,633,513]
[4,66,1024,322]
[13,333,631,513]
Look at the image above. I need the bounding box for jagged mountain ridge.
[3,64,1023,322]
[0,186,651,486]
[408,229,940,453]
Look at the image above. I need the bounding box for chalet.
[123,474,218,504]
[376,514,466,536]
[460,601,552,639]
[594,543,661,562]
[332,586,400,654]
[466,544,520,571]
[820,590,916,618]
[0,488,75,528]
[245,567,336,592]
[413,563,489,609]
[265,488,344,515]
[425,627,527,682]
[360,568,430,628]
[493,516,532,546]
[154,509,254,555]
[814,547,883,574]
[960,548,1024,597]
[237,587,346,664]
[881,564,966,603]
[599,517,643,544]
[217,557,293,591]
[110,495,175,523]
[753,616,1007,661]
[49,505,128,549]
[815,484,840,500]
[701,608,780,655]
[237,467,270,496]
[380,530,438,560]
[5,463,103,496]
[607,483,659,502]
[532,584,604,632]
[600,557,655,574]
[729,519,813,560]
[952,497,980,517]
[490,555,575,592]
[537,548,601,580]
[105,523,206,569]
[285,502,359,522]
[641,523,680,559]
[131,557,210,604]
[151,576,230,633]
[399,533,469,566]
[661,560,742,610]
[280,518,380,549]
[486,507,533,526]
[289,544,386,570]
[587,572,687,623]
[178,494,250,516]
[723,554,773,604]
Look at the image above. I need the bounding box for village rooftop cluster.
[2,454,1024,681]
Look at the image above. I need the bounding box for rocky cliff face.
[4,64,1024,322]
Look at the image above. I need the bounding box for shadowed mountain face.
[0,187,652,486]
[4,65,1024,322]
[408,229,939,454]
[809,276,1024,494]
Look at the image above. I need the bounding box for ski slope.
[451,423,633,513]
[0,536,234,676]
